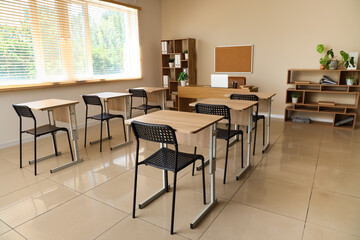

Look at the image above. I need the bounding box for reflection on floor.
[0,118,360,240]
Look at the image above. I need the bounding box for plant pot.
[292,97,299,104]
[329,60,338,70]
[180,80,187,87]
[320,64,325,70]
[184,53,188,60]
[169,62,174,68]
[346,79,356,85]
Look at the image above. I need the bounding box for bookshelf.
[285,69,360,129]
[161,38,196,110]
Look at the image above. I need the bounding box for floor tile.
[96,216,186,240]
[200,201,304,240]
[0,179,78,227]
[307,190,360,237]
[303,223,360,240]
[232,175,311,220]
[0,221,10,236]
[16,195,127,240]
[0,231,26,240]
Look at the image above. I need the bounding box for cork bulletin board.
[215,44,253,73]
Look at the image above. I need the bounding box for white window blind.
[0,0,141,87]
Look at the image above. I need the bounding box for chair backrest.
[195,103,230,121]
[82,95,102,106]
[131,121,177,146]
[129,89,147,99]
[13,105,35,119]
[230,94,259,114]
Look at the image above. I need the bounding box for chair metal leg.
[51,133,58,156]
[106,120,111,140]
[201,158,206,204]
[253,120,258,156]
[223,139,230,184]
[19,121,22,169]
[262,118,265,146]
[100,121,103,152]
[66,130,74,162]
[192,147,197,176]
[241,133,244,168]
[133,162,139,218]
[84,118,88,148]
[164,170,169,192]
[122,117,127,142]
[170,171,177,235]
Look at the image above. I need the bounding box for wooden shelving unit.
[285,69,360,129]
[161,38,196,110]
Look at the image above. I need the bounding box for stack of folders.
[175,54,181,68]
[163,75,169,87]
[161,41,168,54]
[319,75,337,85]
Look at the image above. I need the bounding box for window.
[0,0,140,88]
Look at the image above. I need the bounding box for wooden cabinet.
[285,69,360,129]
[161,38,196,110]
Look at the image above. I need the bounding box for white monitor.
[211,74,228,88]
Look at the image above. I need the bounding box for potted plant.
[346,76,357,85]
[340,50,355,70]
[168,58,175,67]
[183,50,188,60]
[291,92,301,104]
[317,44,337,70]
[177,71,188,86]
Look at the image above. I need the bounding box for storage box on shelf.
[161,38,196,110]
[285,69,360,129]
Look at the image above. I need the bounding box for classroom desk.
[189,98,257,179]
[87,92,132,150]
[19,99,82,173]
[125,110,223,229]
[178,85,276,153]
[129,87,167,110]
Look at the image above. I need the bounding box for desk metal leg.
[191,123,217,229]
[262,99,271,153]
[229,124,239,147]
[111,96,133,150]
[196,128,217,171]
[50,105,83,173]
[236,106,253,180]
[162,90,166,110]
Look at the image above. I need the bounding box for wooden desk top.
[19,99,79,111]
[189,98,257,111]
[89,92,132,99]
[179,85,275,100]
[125,110,223,134]
[130,87,167,93]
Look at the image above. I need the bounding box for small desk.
[88,92,132,150]
[129,87,167,109]
[125,110,223,229]
[19,99,82,173]
[178,85,276,153]
[189,98,257,179]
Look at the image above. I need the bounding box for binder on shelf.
[174,55,180,68]
[183,68,188,74]
[164,41,167,54]
[163,75,169,87]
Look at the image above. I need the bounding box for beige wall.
[0,0,162,147]
[161,0,360,117]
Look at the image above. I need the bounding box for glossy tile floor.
[0,119,360,239]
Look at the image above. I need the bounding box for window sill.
[0,77,142,93]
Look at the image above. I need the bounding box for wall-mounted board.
[215,44,253,73]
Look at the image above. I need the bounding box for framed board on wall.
[215,44,254,73]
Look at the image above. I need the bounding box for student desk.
[87,92,132,150]
[189,98,257,179]
[178,85,276,153]
[129,87,167,110]
[19,99,82,173]
[125,110,223,229]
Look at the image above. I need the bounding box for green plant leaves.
[326,49,334,58]
[317,44,324,53]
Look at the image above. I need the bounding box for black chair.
[128,89,161,118]
[83,95,126,152]
[13,104,74,176]
[194,103,243,184]
[131,121,206,235]
[230,94,265,155]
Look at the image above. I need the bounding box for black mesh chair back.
[129,89,147,98]
[195,103,231,122]
[230,94,259,102]
[13,105,35,119]
[82,95,103,106]
[131,121,177,146]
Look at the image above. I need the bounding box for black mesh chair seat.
[24,124,68,137]
[132,104,162,111]
[216,128,243,140]
[89,113,124,121]
[140,148,204,172]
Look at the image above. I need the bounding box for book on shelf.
[295,81,311,84]
[163,75,169,87]
[318,101,335,106]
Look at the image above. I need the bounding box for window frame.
[0,0,142,92]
